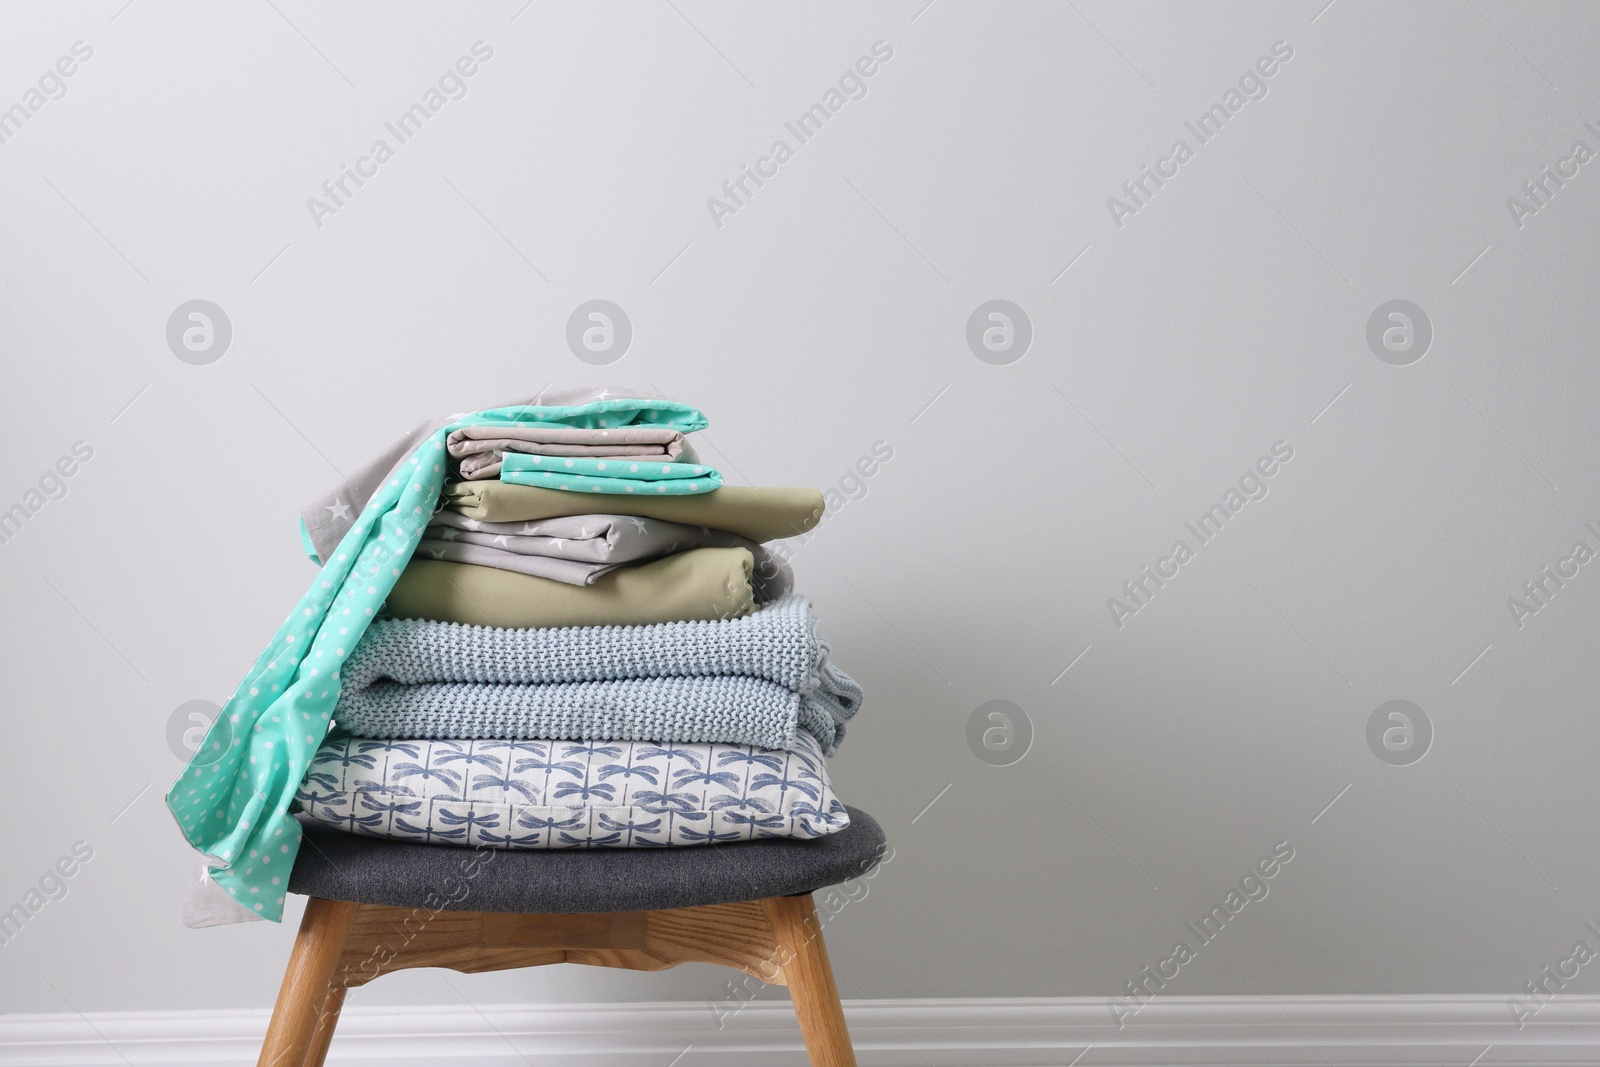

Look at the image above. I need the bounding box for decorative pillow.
[294,731,848,848]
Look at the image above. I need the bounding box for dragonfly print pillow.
[294,732,848,848]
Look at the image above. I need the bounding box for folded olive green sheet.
[386,547,755,628]
[442,481,824,544]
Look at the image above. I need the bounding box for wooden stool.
[257,809,887,1067]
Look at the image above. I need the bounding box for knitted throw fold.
[334,596,862,754]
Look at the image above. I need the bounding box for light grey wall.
[3,0,1599,1023]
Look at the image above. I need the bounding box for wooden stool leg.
[765,894,857,1067]
[302,983,346,1067]
[257,898,358,1067]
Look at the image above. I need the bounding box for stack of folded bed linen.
[166,389,865,919]
[287,393,863,853]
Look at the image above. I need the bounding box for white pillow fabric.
[296,731,847,848]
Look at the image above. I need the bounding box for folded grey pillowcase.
[447,425,697,481]
[415,512,793,599]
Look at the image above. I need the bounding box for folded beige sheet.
[386,547,755,629]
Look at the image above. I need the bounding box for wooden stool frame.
[256,892,856,1067]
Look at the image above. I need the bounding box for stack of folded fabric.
[289,390,864,852]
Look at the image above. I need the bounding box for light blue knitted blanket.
[334,596,862,754]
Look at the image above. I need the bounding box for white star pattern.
[492,535,510,547]
[547,538,565,551]
[440,528,460,541]
[460,519,481,530]
[326,499,352,521]
[518,523,542,535]
[594,388,613,400]
[629,518,649,533]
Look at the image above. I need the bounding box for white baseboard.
[2,995,1597,1066]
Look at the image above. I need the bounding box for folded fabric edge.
[181,858,265,928]
[303,791,852,845]
[440,482,829,539]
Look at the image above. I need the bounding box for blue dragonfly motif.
[499,740,549,758]
[298,771,339,794]
[314,748,377,770]
[390,762,464,793]
[552,780,616,802]
[355,780,416,796]
[560,742,623,760]
[394,814,466,842]
[785,749,821,777]
[724,811,790,832]
[749,769,821,802]
[514,811,587,832]
[469,772,544,804]
[708,795,775,813]
[597,760,661,785]
[512,755,586,779]
[478,827,545,847]
[293,786,338,809]
[433,746,505,772]
[636,745,702,769]
[671,767,741,791]
[597,814,664,838]
[631,789,702,813]
[677,825,744,844]
[356,740,421,759]
[556,830,623,848]
[716,749,785,772]
[436,808,502,837]
[388,817,425,840]
[357,794,424,830]
[786,799,829,822]
[318,801,385,834]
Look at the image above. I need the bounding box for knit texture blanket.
[334,596,861,754]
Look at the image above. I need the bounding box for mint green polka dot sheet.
[165,398,708,922]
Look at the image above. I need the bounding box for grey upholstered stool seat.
[289,806,887,914]
[265,810,885,1066]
